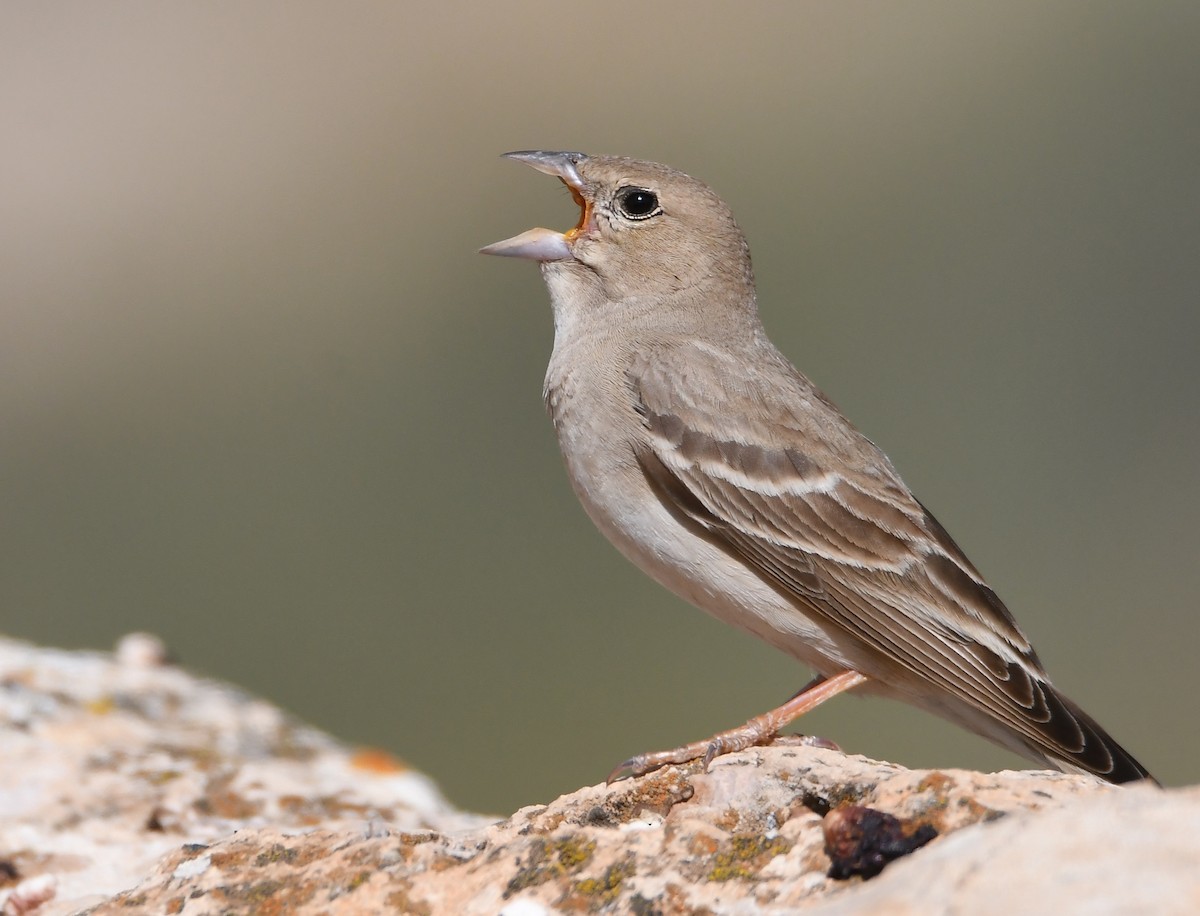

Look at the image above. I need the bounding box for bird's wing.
[628,341,1145,780]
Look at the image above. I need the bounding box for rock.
[1,635,1194,915]
[0,635,485,915]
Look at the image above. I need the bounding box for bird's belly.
[561,441,852,675]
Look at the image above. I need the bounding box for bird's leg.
[785,672,834,703]
[608,669,869,783]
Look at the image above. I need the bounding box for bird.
[480,150,1153,785]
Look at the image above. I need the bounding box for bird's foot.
[606,669,868,783]
[607,730,842,783]
[607,718,778,784]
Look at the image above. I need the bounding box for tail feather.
[1034,687,1155,785]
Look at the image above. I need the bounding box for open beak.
[479,150,592,262]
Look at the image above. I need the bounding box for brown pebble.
[823,804,938,879]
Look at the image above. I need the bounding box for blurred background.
[2,2,1197,814]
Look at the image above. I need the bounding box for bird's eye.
[615,187,660,220]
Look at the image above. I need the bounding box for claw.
[606,758,642,785]
[797,734,842,752]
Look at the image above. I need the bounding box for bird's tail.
[1033,687,1156,785]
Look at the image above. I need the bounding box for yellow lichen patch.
[254,845,298,867]
[504,836,598,897]
[555,837,596,870]
[85,696,115,715]
[706,834,792,882]
[565,859,636,910]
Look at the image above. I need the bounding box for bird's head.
[481,151,755,314]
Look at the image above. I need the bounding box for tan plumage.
[482,150,1152,784]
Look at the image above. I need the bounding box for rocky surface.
[0,634,485,915]
[1,634,1194,914]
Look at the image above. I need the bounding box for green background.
[3,2,1197,814]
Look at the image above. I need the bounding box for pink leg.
[608,669,869,783]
